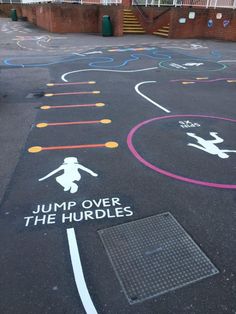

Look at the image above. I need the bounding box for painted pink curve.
[127,114,236,189]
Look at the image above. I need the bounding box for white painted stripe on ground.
[67,228,98,314]
[61,67,158,82]
[135,81,171,113]
[218,60,236,63]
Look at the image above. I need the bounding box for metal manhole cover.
[98,213,219,304]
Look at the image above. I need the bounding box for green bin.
[10,9,18,22]
[102,15,112,37]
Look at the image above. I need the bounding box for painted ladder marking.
[44,91,100,97]
[67,228,98,314]
[36,119,111,128]
[135,81,171,113]
[40,103,105,110]
[28,142,119,153]
[47,81,96,86]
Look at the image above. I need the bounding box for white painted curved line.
[61,67,158,82]
[135,81,171,113]
[67,228,98,314]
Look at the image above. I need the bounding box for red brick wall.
[169,8,236,41]
[35,5,52,32]
[21,5,37,24]
[0,4,22,18]
[49,4,98,33]
[20,4,122,35]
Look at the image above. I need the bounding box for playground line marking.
[61,67,158,82]
[47,81,96,86]
[67,228,98,314]
[135,81,171,113]
[36,119,111,128]
[28,141,119,153]
[44,91,100,97]
[40,103,105,110]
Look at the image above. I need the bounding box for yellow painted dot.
[47,83,54,86]
[45,93,54,97]
[100,119,111,124]
[28,146,42,153]
[96,103,105,107]
[40,106,50,110]
[196,77,208,80]
[182,82,195,85]
[227,80,236,83]
[93,91,100,94]
[105,141,119,148]
[89,81,96,84]
[36,123,48,128]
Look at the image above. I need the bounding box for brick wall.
[20,4,122,36]
[169,7,236,41]
[0,4,22,18]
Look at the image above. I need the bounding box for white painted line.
[67,228,98,314]
[61,67,158,82]
[135,81,171,113]
[218,60,236,63]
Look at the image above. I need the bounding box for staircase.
[123,9,145,34]
[153,24,170,38]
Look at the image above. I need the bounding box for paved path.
[0,17,236,314]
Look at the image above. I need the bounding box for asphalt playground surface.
[0,18,236,314]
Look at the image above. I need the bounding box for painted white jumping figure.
[39,157,98,193]
[187,132,236,159]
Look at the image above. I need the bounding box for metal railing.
[132,0,236,7]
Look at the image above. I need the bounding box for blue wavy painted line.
[89,51,171,68]
[3,50,172,68]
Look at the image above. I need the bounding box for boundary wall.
[0,3,236,41]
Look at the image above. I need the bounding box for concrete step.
[123,8,145,34]
[153,24,170,37]
[153,31,168,37]
[123,30,146,33]
[124,26,144,31]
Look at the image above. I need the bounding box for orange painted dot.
[100,119,111,124]
[45,93,53,97]
[105,141,119,148]
[227,80,236,83]
[93,91,100,94]
[28,146,42,153]
[41,105,50,110]
[36,123,48,128]
[96,103,105,107]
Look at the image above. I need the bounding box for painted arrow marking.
[40,103,105,110]
[44,91,100,97]
[28,142,119,153]
[135,81,171,113]
[36,119,111,128]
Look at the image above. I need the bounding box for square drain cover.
[98,213,219,304]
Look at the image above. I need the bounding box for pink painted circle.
[127,114,236,189]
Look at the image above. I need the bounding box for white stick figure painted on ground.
[39,157,98,193]
[187,132,236,159]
